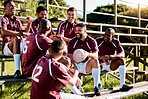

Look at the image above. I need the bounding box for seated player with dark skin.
[96,28,133,91]
[21,19,53,77]
[1,0,32,78]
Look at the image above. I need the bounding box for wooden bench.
[136,70,148,81]
[91,81,148,99]
[0,55,13,76]
[0,75,31,98]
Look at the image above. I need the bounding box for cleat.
[120,84,133,92]
[14,70,21,79]
[94,86,101,96]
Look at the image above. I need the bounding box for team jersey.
[1,14,25,47]
[68,35,98,54]
[56,20,77,38]
[31,55,71,99]
[96,36,124,56]
[21,33,53,77]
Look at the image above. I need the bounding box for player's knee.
[110,58,125,70]
[89,58,100,68]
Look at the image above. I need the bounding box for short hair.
[76,23,86,28]
[39,19,51,29]
[105,28,115,36]
[50,40,65,54]
[4,0,13,7]
[67,7,77,13]
[36,6,47,13]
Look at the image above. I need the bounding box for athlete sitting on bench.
[96,28,133,92]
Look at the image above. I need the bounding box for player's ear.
[59,50,64,56]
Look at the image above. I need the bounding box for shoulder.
[1,15,8,21]
[112,38,120,44]
[37,34,53,42]
[96,36,103,43]
[96,36,103,41]
[32,19,38,24]
[87,35,97,42]
[58,20,67,26]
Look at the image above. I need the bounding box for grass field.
[0,60,148,99]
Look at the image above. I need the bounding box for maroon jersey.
[31,55,71,99]
[68,35,98,54]
[30,19,54,35]
[56,20,77,38]
[1,14,25,47]
[21,33,53,77]
[96,37,123,56]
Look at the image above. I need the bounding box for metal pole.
[114,0,117,25]
[138,3,141,27]
[83,0,87,22]
[45,0,49,19]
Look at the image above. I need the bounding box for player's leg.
[8,36,21,78]
[85,58,101,96]
[110,58,133,91]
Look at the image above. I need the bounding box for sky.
[64,0,148,15]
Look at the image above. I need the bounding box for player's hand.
[100,55,109,61]
[26,16,32,24]
[76,78,82,88]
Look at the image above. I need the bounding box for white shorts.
[3,43,13,56]
[101,62,111,71]
[3,41,25,56]
[75,59,90,74]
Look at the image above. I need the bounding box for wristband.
[19,31,24,36]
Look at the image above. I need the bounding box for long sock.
[66,84,82,95]
[92,68,101,88]
[13,54,20,71]
[119,65,126,88]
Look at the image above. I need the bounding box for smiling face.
[103,28,115,43]
[75,26,86,40]
[103,32,113,43]
[67,10,77,23]
[4,1,16,16]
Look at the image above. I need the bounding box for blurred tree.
[87,4,148,27]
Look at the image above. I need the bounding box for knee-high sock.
[13,54,20,71]
[92,68,101,88]
[66,84,82,95]
[119,65,126,88]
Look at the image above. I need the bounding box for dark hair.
[36,6,47,13]
[67,7,77,13]
[50,40,64,54]
[76,23,86,28]
[105,28,115,36]
[4,0,13,7]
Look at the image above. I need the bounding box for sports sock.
[92,67,101,88]
[13,54,20,71]
[66,84,82,95]
[119,65,126,88]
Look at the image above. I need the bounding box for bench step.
[136,70,148,75]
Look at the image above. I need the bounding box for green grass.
[0,60,148,99]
